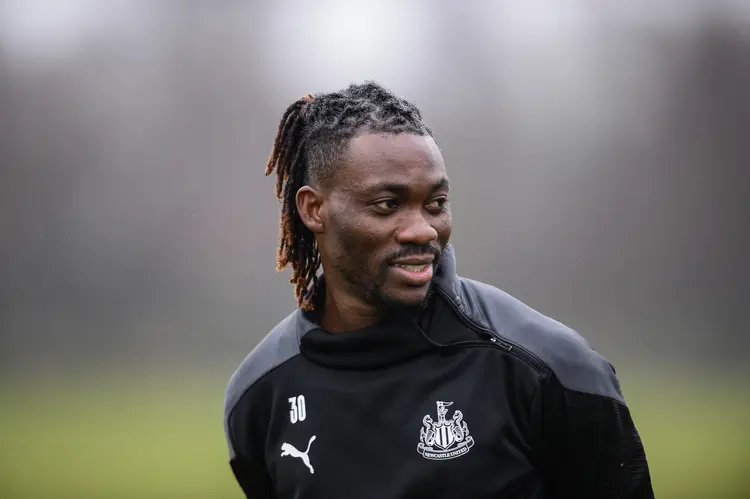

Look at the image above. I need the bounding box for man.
[224,82,653,498]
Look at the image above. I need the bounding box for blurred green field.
[1,368,748,499]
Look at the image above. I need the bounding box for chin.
[379,288,431,313]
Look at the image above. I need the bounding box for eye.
[373,199,399,211]
[426,197,448,211]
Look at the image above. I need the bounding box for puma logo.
[280,435,316,474]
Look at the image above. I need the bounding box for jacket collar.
[432,244,461,306]
[294,245,475,369]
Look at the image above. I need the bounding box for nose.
[395,210,438,245]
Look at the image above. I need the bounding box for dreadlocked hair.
[265,81,433,310]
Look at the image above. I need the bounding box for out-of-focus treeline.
[1,0,747,377]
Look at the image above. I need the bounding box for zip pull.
[488,336,512,351]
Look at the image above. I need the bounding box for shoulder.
[223,309,307,421]
[456,277,623,403]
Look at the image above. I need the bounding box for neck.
[319,284,382,333]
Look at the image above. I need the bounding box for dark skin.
[296,132,452,333]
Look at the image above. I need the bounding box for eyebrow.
[366,176,450,195]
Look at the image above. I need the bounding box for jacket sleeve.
[225,399,276,499]
[532,366,654,498]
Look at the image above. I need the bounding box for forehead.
[334,132,447,191]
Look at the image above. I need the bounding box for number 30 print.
[288,395,307,424]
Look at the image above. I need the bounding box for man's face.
[316,132,452,312]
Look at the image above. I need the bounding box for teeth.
[395,264,428,272]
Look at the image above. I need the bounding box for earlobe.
[296,186,325,234]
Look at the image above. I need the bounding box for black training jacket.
[223,245,653,498]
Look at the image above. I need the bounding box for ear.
[296,186,325,234]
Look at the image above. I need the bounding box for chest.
[264,350,539,499]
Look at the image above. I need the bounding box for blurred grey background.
[2,0,747,375]
[1,1,749,497]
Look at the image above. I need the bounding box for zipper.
[435,287,547,374]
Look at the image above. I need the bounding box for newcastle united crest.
[417,401,474,460]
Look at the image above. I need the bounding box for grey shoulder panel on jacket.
[457,277,624,403]
[223,308,311,425]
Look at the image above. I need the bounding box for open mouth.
[388,255,436,286]
[391,263,431,273]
